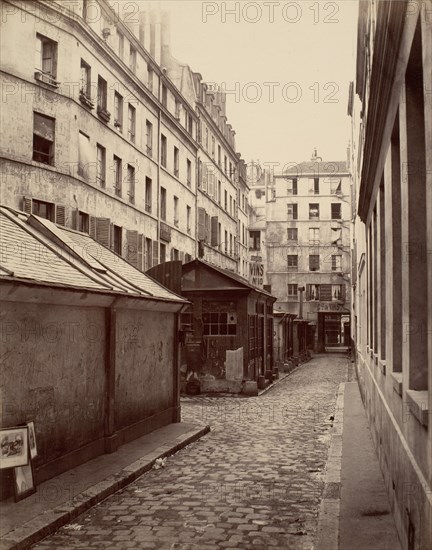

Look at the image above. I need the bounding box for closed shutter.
[95,217,110,247]
[341,284,346,302]
[204,213,210,243]
[126,229,138,267]
[55,205,66,226]
[197,207,206,240]
[208,173,214,196]
[109,224,114,250]
[152,239,159,267]
[202,163,208,192]
[23,197,32,214]
[89,216,96,239]
[137,234,143,271]
[211,216,218,246]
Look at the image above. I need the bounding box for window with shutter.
[205,213,210,243]
[211,216,218,246]
[145,238,152,270]
[152,239,159,266]
[309,254,320,271]
[197,207,206,241]
[89,216,96,239]
[23,197,32,214]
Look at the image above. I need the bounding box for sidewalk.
[316,380,402,550]
[0,422,209,550]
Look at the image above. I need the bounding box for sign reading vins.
[249,261,264,288]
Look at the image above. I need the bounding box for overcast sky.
[161,0,359,170]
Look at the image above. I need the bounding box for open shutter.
[126,229,138,267]
[197,207,206,241]
[137,234,143,271]
[211,216,218,246]
[95,217,111,247]
[89,216,96,239]
[71,208,79,230]
[180,251,185,264]
[152,239,159,267]
[55,205,66,226]
[202,163,208,192]
[208,173,214,197]
[23,197,32,214]
[109,224,114,250]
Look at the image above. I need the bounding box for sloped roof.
[182,259,275,299]
[277,161,349,176]
[0,207,185,303]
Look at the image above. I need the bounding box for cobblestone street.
[32,355,348,550]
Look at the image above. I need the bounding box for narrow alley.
[31,356,347,550]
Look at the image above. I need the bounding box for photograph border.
[0,427,29,470]
[13,458,36,502]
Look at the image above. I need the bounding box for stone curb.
[314,381,346,550]
[1,425,210,550]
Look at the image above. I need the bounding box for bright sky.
[161,0,358,169]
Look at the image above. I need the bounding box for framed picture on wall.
[13,459,36,502]
[27,422,37,459]
[0,427,29,469]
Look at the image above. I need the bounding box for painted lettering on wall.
[249,261,264,288]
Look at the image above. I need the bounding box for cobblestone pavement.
[33,355,348,550]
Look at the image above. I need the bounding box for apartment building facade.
[264,154,351,352]
[350,1,431,548]
[0,0,249,278]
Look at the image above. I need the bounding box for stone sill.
[392,372,403,396]
[405,390,429,428]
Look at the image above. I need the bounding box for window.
[287,255,298,271]
[332,284,343,301]
[230,233,233,255]
[160,187,166,220]
[287,228,298,241]
[218,181,221,204]
[127,164,135,204]
[146,120,153,157]
[331,255,342,271]
[205,127,209,150]
[211,136,215,158]
[160,243,166,263]
[117,31,124,59]
[309,227,320,244]
[331,203,342,219]
[161,135,167,167]
[97,76,108,111]
[78,211,89,233]
[173,196,179,226]
[35,34,57,81]
[33,112,55,165]
[128,104,136,142]
[78,131,91,178]
[173,146,179,177]
[32,199,54,220]
[331,179,342,194]
[113,155,122,196]
[147,65,153,92]
[229,196,233,215]
[187,205,191,234]
[287,203,298,220]
[309,254,320,271]
[175,99,181,119]
[96,144,106,187]
[288,284,298,298]
[145,238,152,270]
[249,230,260,251]
[113,225,122,255]
[129,45,136,72]
[145,177,152,213]
[307,284,320,301]
[224,230,228,253]
[186,112,193,135]
[187,159,192,187]
[80,59,91,97]
[224,190,228,210]
[224,155,227,174]
[331,226,342,244]
[203,302,237,336]
[161,84,167,107]
[114,92,123,131]
[287,178,297,195]
[218,145,221,166]
[309,203,319,219]
[314,178,319,194]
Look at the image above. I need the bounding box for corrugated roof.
[0,207,185,303]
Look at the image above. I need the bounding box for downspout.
[156,87,161,262]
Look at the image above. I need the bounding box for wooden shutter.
[208,173,214,196]
[71,208,79,230]
[211,216,218,246]
[145,238,152,270]
[126,229,138,267]
[55,205,66,226]
[197,207,206,240]
[152,239,159,267]
[89,216,96,239]
[202,164,208,192]
[109,224,114,250]
[204,213,210,243]
[341,284,346,302]
[95,217,110,247]
[180,251,185,263]
[23,197,32,214]
[137,234,143,271]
